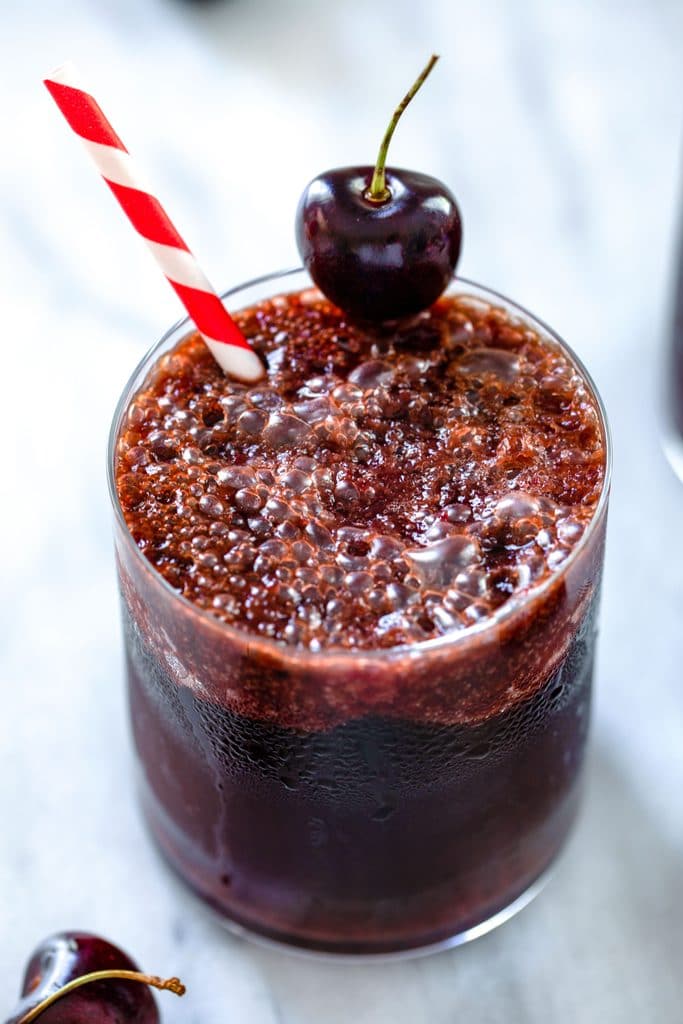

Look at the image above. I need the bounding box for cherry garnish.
[4,932,184,1024]
[295,55,462,323]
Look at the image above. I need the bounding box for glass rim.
[107,268,612,663]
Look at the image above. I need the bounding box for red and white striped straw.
[44,61,264,383]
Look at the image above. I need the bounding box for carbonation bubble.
[371,536,405,561]
[217,467,255,490]
[406,537,481,588]
[294,397,334,424]
[263,412,312,448]
[386,583,418,610]
[495,492,542,520]
[199,495,224,518]
[265,498,295,522]
[237,409,267,435]
[431,605,463,633]
[235,489,264,513]
[334,480,360,506]
[221,395,248,423]
[305,522,334,549]
[250,388,283,410]
[348,360,395,389]
[332,382,363,405]
[444,503,471,524]
[182,446,202,465]
[558,518,584,544]
[148,430,177,461]
[124,445,150,468]
[457,348,521,381]
[345,572,373,595]
[283,469,310,494]
[321,565,344,586]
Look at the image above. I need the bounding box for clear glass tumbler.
[108,270,611,957]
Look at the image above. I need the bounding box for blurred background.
[1,1,682,1021]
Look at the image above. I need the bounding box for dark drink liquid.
[111,272,608,954]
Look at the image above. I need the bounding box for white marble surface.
[1,0,683,1020]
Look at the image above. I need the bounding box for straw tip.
[44,60,80,87]
[206,339,266,383]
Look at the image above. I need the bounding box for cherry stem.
[17,970,186,1024]
[365,54,440,204]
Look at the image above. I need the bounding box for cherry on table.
[296,55,462,323]
[4,932,184,1024]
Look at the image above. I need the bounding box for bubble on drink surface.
[148,430,178,461]
[247,515,272,538]
[430,603,464,633]
[332,382,363,406]
[263,412,313,448]
[371,536,406,561]
[275,520,299,541]
[118,473,143,509]
[126,401,147,427]
[424,520,454,543]
[221,395,249,423]
[312,467,334,495]
[305,521,334,550]
[345,571,374,596]
[495,492,542,520]
[199,494,225,518]
[321,564,344,587]
[352,437,375,464]
[557,517,584,544]
[463,600,491,623]
[334,480,360,507]
[547,548,570,571]
[386,583,419,611]
[124,444,150,469]
[348,360,395,389]
[282,469,311,494]
[405,537,481,588]
[264,498,295,522]
[457,348,521,382]
[377,610,409,636]
[366,587,389,612]
[217,466,256,490]
[234,488,264,513]
[277,584,303,608]
[261,537,287,558]
[237,409,268,436]
[250,388,283,410]
[444,503,471,525]
[535,528,553,551]
[443,315,475,351]
[452,567,489,600]
[372,560,393,582]
[182,445,203,465]
[292,540,314,564]
[223,543,257,570]
[294,397,335,424]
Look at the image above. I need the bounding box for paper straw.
[44,62,264,383]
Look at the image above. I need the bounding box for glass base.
[148,809,557,961]
[209,867,554,961]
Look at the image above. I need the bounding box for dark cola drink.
[111,273,609,954]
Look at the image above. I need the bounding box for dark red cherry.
[4,932,184,1024]
[295,55,462,323]
[296,165,461,322]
